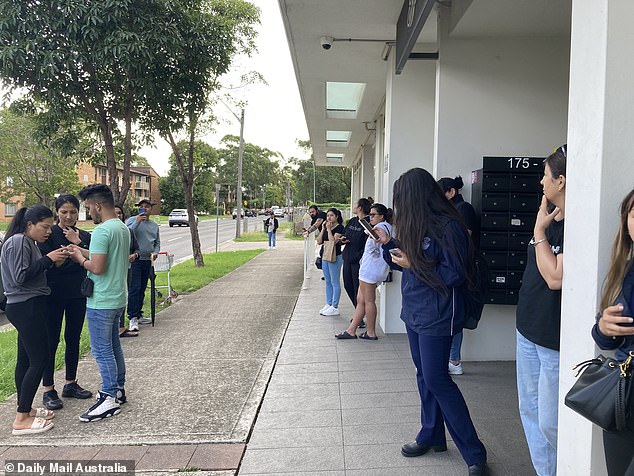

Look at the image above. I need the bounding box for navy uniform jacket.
[383,218,468,336]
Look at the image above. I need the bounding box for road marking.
[167,237,182,242]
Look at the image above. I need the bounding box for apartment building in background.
[1,162,161,221]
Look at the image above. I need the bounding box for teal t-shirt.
[87,218,131,310]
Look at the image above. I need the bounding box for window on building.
[100,169,107,184]
[5,203,17,216]
[83,174,89,182]
[6,176,13,187]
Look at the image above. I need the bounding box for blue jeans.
[321,254,343,308]
[87,308,126,397]
[516,330,559,476]
[128,259,151,318]
[406,326,487,466]
[450,331,463,361]
[268,231,276,247]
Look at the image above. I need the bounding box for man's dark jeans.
[127,259,151,318]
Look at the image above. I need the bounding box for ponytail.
[371,203,393,224]
[2,205,53,248]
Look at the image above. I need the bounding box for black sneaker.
[62,381,93,399]
[79,391,121,422]
[43,389,63,410]
[116,388,127,404]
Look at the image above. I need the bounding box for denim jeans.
[450,331,463,361]
[516,330,559,476]
[322,254,343,308]
[128,259,151,318]
[268,231,276,247]
[87,308,126,397]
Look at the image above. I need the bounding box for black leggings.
[342,260,360,308]
[42,296,86,387]
[5,296,50,413]
[603,429,634,476]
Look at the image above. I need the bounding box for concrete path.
[238,264,534,476]
[0,236,304,473]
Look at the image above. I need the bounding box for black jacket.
[264,217,279,233]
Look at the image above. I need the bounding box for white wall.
[378,53,437,334]
[361,145,375,199]
[434,10,570,360]
[558,1,634,474]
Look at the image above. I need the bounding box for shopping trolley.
[149,251,177,326]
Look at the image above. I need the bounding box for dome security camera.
[320,36,334,50]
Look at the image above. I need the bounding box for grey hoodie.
[0,233,52,304]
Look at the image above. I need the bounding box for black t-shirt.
[311,211,327,231]
[342,216,369,263]
[38,224,91,299]
[322,224,346,255]
[516,219,565,350]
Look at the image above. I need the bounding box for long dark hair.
[393,168,471,292]
[2,205,54,248]
[327,208,343,225]
[54,194,80,212]
[437,176,465,194]
[371,203,393,224]
[357,198,372,215]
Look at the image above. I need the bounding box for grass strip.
[234,231,268,242]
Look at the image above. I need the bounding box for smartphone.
[616,303,634,327]
[138,207,146,215]
[339,236,349,243]
[389,248,402,258]
[359,218,380,240]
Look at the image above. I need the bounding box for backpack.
[462,250,489,330]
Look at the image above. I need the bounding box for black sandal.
[335,331,357,339]
[359,332,378,340]
[120,329,139,338]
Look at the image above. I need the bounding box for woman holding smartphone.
[591,188,634,476]
[317,208,345,316]
[340,198,372,308]
[515,145,566,476]
[336,203,392,340]
[1,205,68,435]
[38,194,93,410]
[377,168,487,476]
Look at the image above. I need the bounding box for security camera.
[320,36,334,50]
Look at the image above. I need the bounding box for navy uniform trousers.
[406,326,487,466]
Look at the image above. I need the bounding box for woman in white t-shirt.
[335,203,392,340]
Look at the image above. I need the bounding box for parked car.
[245,209,255,217]
[257,209,268,216]
[168,209,198,227]
[273,208,284,218]
[232,209,245,219]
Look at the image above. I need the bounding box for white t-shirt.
[358,221,392,284]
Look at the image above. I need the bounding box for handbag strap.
[615,352,633,431]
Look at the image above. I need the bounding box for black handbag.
[314,257,322,270]
[564,352,633,431]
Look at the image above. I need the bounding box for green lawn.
[234,231,268,242]
[0,249,263,402]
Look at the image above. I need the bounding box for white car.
[168,209,198,227]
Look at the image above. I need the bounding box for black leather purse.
[80,277,94,297]
[564,352,633,431]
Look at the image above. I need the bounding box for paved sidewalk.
[239,264,534,475]
[0,237,304,474]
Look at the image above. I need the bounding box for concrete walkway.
[238,263,534,475]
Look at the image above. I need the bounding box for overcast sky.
[139,0,310,175]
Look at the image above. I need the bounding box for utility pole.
[235,108,245,238]
[313,156,316,203]
[215,183,221,253]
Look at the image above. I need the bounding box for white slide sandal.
[12,417,54,436]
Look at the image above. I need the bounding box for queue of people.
[0,184,160,433]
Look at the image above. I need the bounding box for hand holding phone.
[389,248,402,258]
[598,304,634,335]
[359,218,380,241]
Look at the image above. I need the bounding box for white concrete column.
[361,145,375,199]
[378,51,436,334]
[434,8,570,360]
[558,1,634,474]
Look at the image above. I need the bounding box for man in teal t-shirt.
[68,185,130,423]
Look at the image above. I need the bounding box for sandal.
[359,332,378,341]
[12,417,54,435]
[120,329,139,338]
[32,408,55,420]
[335,331,357,339]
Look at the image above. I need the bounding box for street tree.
[159,141,219,214]
[0,109,80,207]
[0,0,201,205]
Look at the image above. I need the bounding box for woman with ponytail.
[0,205,68,435]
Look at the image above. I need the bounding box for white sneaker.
[79,391,121,422]
[138,317,152,325]
[272,246,276,249]
[319,304,331,314]
[322,306,340,316]
[448,361,463,375]
[129,317,139,331]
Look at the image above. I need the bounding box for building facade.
[279,0,634,474]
